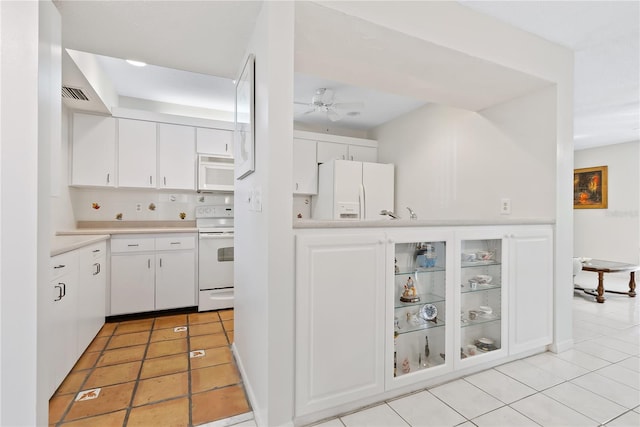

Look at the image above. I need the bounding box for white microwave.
[198,154,234,192]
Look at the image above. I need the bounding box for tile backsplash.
[70,188,233,223]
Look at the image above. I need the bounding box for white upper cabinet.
[316,141,348,163]
[158,123,196,190]
[71,113,116,187]
[196,127,233,157]
[293,138,318,194]
[348,144,377,162]
[118,118,157,188]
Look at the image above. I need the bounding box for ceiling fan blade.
[320,88,335,105]
[333,102,364,111]
[327,109,342,122]
[294,101,311,106]
[302,108,316,115]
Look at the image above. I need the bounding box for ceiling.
[55,1,639,150]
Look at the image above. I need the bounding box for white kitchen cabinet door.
[77,242,106,355]
[118,118,157,188]
[155,251,196,310]
[48,251,79,397]
[71,113,116,187]
[316,140,348,163]
[110,253,155,315]
[295,232,386,416]
[158,123,196,190]
[196,127,233,157]
[293,138,318,194]
[348,145,377,162]
[508,226,553,355]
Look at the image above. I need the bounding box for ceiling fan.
[294,88,364,122]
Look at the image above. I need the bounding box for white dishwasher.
[196,205,234,311]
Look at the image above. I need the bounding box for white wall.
[574,141,640,264]
[232,3,295,427]
[51,106,77,234]
[374,86,557,221]
[1,1,59,424]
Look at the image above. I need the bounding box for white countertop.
[51,234,110,257]
[293,218,555,229]
[57,227,198,236]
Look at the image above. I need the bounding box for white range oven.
[196,205,234,311]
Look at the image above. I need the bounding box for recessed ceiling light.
[125,59,147,67]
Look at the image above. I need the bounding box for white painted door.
[348,145,377,162]
[77,243,106,355]
[362,162,394,219]
[71,113,116,187]
[293,138,318,194]
[155,251,196,310]
[48,251,79,397]
[118,118,157,188]
[196,127,233,157]
[508,226,553,354]
[295,232,386,416]
[110,253,155,315]
[158,123,196,190]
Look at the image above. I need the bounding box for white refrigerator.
[312,160,394,220]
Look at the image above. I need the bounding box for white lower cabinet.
[294,224,553,420]
[49,241,108,398]
[110,234,196,316]
[77,242,107,356]
[507,226,553,354]
[49,251,79,398]
[295,232,386,416]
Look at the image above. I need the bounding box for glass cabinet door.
[458,237,506,363]
[391,238,448,383]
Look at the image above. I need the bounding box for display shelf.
[461,260,501,268]
[395,292,445,308]
[395,318,445,335]
[460,315,501,328]
[396,266,445,275]
[460,283,501,294]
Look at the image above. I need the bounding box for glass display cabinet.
[391,236,450,384]
[458,237,506,363]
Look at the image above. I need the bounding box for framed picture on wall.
[574,165,608,209]
[234,54,255,180]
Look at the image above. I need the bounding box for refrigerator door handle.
[359,183,365,219]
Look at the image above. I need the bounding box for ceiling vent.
[61,86,89,101]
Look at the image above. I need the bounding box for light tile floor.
[49,309,253,427]
[306,271,640,427]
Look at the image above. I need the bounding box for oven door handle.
[199,233,234,239]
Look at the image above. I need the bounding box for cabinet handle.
[149,176,153,185]
[159,258,163,268]
[225,143,228,152]
[164,176,167,186]
[106,173,110,184]
[93,262,100,275]
[53,264,65,269]
[127,244,139,247]
[295,183,299,190]
[61,282,66,298]
[170,242,181,245]
[350,155,354,160]
[341,155,345,160]
[92,249,100,253]
[54,284,63,301]
[148,259,151,269]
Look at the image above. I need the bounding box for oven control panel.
[195,205,234,219]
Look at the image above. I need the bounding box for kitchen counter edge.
[51,235,111,257]
[293,218,555,229]
[57,227,198,236]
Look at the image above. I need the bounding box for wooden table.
[575,259,638,303]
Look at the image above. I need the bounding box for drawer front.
[110,237,155,253]
[50,251,78,280]
[85,241,107,259]
[156,235,196,251]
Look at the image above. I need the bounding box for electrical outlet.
[500,198,511,215]
[135,203,142,212]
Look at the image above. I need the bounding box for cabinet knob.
[53,264,65,269]
[106,173,110,184]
